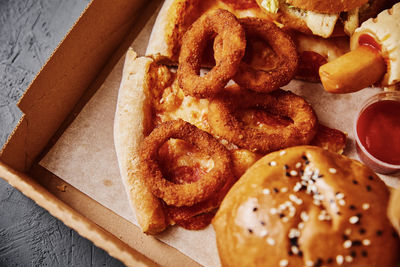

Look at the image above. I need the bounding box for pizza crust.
[146,0,202,63]
[114,49,166,234]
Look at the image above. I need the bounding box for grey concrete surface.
[0,0,125,266]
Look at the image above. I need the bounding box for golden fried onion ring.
[177,9,246,98]
[208,89,318,153]
[139,119,232,207]
[217,18,298,93]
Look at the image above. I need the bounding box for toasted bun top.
[213,146,400,267]
[286,0,369,13]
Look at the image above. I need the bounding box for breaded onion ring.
[208,89,317,153]
[139,119,232,207]
[177,9,246,98]
[165,165,236,228]
[215,18,298,93]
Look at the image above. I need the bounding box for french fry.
[319,46,386,94]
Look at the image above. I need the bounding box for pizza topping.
[158,139,215,184]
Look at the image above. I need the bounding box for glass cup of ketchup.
[355,91,400,174]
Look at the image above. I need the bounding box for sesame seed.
[289,209,296,218]
[362,239,371,246]
[282,217,289,223]
[345,256,353,262]
[300,211,309,221]
[338,199,346,206]
[313,199,322,207]
[260,229,268,237]
[289,194,303,205]
[315,258,323,267]
[336,255,344,265]
[295,162,302,169]
[344,228,352,235]
[298,222,305,229]
[284,164,289,170]
[362,203,370,210]
[343,240,352,248]
[336,192,345,199]
[281,187,288,193]
[305,260,314,267]
[361,250,368,257]
[269,161,277,166]
[267,237,276,245]
[263,188,271,195]
[291,246,299,255]
[290,170,298,176]
[349,216,359,224]
[329,168,337,174]
[289,228,300,238]
[280,151,286,156]
[293,182,302,192]
[279,259,288,267]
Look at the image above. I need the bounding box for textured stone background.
[0,0,124,266]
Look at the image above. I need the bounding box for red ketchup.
[358,34,382,51]
[356,98,400,174]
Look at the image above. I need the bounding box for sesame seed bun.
[255,0,387,37]
[213,146,400,267]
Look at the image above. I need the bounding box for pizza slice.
[114,48,346,234]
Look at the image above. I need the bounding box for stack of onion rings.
[208,89,318,153]
[177,9,246,98]
[139,119,232,207]
[214,18,298,93]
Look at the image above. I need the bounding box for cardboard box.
[0,0,201,266]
